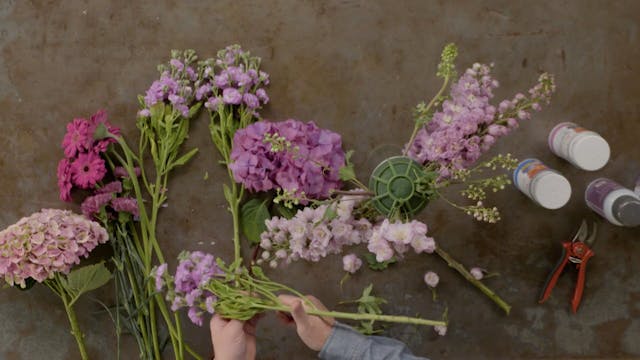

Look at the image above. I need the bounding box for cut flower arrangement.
[20,42,554,358]
[153,43,555,335]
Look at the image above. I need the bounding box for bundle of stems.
[101,102,203,360]
[199,259,447,328]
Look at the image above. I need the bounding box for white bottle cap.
[531,172,572,209]
[570,134,610,171]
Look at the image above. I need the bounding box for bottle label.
[585,178,623,218]
[549,122,590,159]
[514,159,550,200]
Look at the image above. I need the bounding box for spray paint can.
[513,159,572,210]
[548,122,610,171]
[585,178,640,227]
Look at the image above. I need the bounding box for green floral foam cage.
[368,156,429,217]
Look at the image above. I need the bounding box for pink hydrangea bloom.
[0,209,109,288]
[71,152,107,189]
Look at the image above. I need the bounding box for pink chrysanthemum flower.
[71,152,107,189]
[80,193,112,219]
[57,158,73,202]
[0,209,109,288]
[111,197,139,217]
[61,118,91,158]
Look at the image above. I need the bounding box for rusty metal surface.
[1,0,639,359]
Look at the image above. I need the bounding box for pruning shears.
[538,220,597,313]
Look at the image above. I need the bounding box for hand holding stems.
[210,314,260,360]
[277,295,336,351]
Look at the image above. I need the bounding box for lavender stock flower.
[139,49,201,118]
[406,64,555,176]
[200,44,270,115]
[157,251,222,326]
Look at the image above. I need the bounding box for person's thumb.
[289,299,310,328]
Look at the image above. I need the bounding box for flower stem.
[252,303,447,327]
[61,292,90,360]
[435,246,511,314]
[404,75,450,155]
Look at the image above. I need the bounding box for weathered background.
[1,0,639,359]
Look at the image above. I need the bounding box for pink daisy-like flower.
[61,118,91,158]
[71,152,107,189]
[57,158,73,202]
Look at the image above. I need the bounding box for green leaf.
[364,253,397,271]
[188,102,202,119]
[339,166,356,182]
[319,204,338,224]
[274,203,296,219]
[63,263,112,306]
[118,211,132,224]
[223,184,233,204]
[169,148,199,170]
[339,150,356,181]
[149,103,165,122]
[240,198,271,245]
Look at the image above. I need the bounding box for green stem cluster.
[404,75,451,155]
[205,264,446,328]
[107,105,202,359]
[208,104,253,264]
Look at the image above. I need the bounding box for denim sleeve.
[318,322,429,360]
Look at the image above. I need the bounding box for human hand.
[210,314,259,360]
[277,294,336,351]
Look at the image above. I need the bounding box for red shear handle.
[571,248,595,313]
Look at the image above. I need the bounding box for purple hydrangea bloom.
[229,119,346,201]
